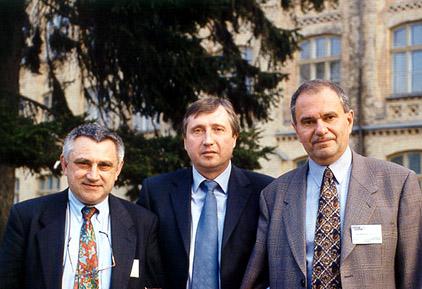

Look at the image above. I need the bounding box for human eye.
[74,159,91,170]
[301,118,314,126]
[213,126,225,134]
[191,127,204,135]
[98,162,113,171]
[324,113,337,122]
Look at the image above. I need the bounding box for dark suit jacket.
[241,152,422,289]
[137,165,273,289]
[0,190,163,289]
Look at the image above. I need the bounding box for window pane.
[300,64,310,82]
[330,60,341,83]
[300,41,310,60]
[316,38,327,58]
[316,62,325,79]
[411,23,422,45]
[393,27,407,48]
[331,37,341,56]
[408,152,421,173]
[412,51,422,92]
[391,155,404,165]
[241,47,253,65]
[393,52,407,93]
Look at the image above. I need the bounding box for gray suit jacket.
[241,152,422,289]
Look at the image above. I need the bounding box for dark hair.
[63,123,124,161]
[290,79,351,123]
[182,97,240,137]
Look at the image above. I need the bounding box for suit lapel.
[222,166,251,248]
[169,169,193,254]
[110,195,137,289]
[283,165,308,277]
[37,191,68,289]
[341,152,378,264]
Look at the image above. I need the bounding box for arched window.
[299,35,341,84]
[391,22,422,94]
[389,151,422,187]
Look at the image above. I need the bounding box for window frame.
[298,35,342,84]
[391,22,422,95]
[388,150,422,187]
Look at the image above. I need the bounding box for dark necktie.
[74,206,99,289]
[312,167,342,289]
[191,180,219,289]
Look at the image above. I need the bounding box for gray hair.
[182,97,240,137]
[290,79,351,124]
[62,123,125,162]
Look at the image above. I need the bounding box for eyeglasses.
[64,230,116,278]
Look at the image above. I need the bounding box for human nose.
[203,130,215,145]
[86,164,100,180]
[315,120,328,136]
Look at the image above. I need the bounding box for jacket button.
[301,279,306,287]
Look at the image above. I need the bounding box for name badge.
[351,225,382,244]
[130,259,139,278]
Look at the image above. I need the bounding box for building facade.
[15,0,422,201]
[257,0,422,188]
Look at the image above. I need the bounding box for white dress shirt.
[62,190,113,289]
[187,162,231,289]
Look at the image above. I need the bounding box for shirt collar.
[308,146,352,187]
[192,161,232,194]
[68,189,110,224]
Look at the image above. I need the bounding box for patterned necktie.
[312,167,341,289]
[191,180,219,289]
[74,206,99,289]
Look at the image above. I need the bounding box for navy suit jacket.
[137,165,274,289]
[0,190,163,289]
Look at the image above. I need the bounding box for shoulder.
[353,152,413,177]
[236,167,274,184]
[231,166,275,192]
[110,195,157,221]
[142,168,191,188]
[262,166,305,194]
[12,191,67,217]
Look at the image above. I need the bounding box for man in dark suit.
[241,80,422,289]
[137,97,273,289]
[0,123,163,289]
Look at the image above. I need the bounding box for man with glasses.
[0,123,163,289]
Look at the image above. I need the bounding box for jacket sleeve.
[396,171,422,289]
[240,192,270,289]
[0,205,26,289]
[144,214,165,289]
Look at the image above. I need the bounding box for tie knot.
[201,180,219,193]
[81,206,97,220]
[324,167,334,181]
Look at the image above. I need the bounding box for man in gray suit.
[241,80,422,289]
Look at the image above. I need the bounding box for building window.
[389,151,422,187]
[14,178,20,204]
[299,35,341,84]
[133,112,158,133]
[38,174,61,196]
[392,22,422,94]
[240,46,254,93]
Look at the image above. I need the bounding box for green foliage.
[1,0,333,199]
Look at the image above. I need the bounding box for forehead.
[69,136,118,161]
[186,106,231,126]
[296,87,343,114]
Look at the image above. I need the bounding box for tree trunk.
[0,0,26,239]
[0,166,15,241]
